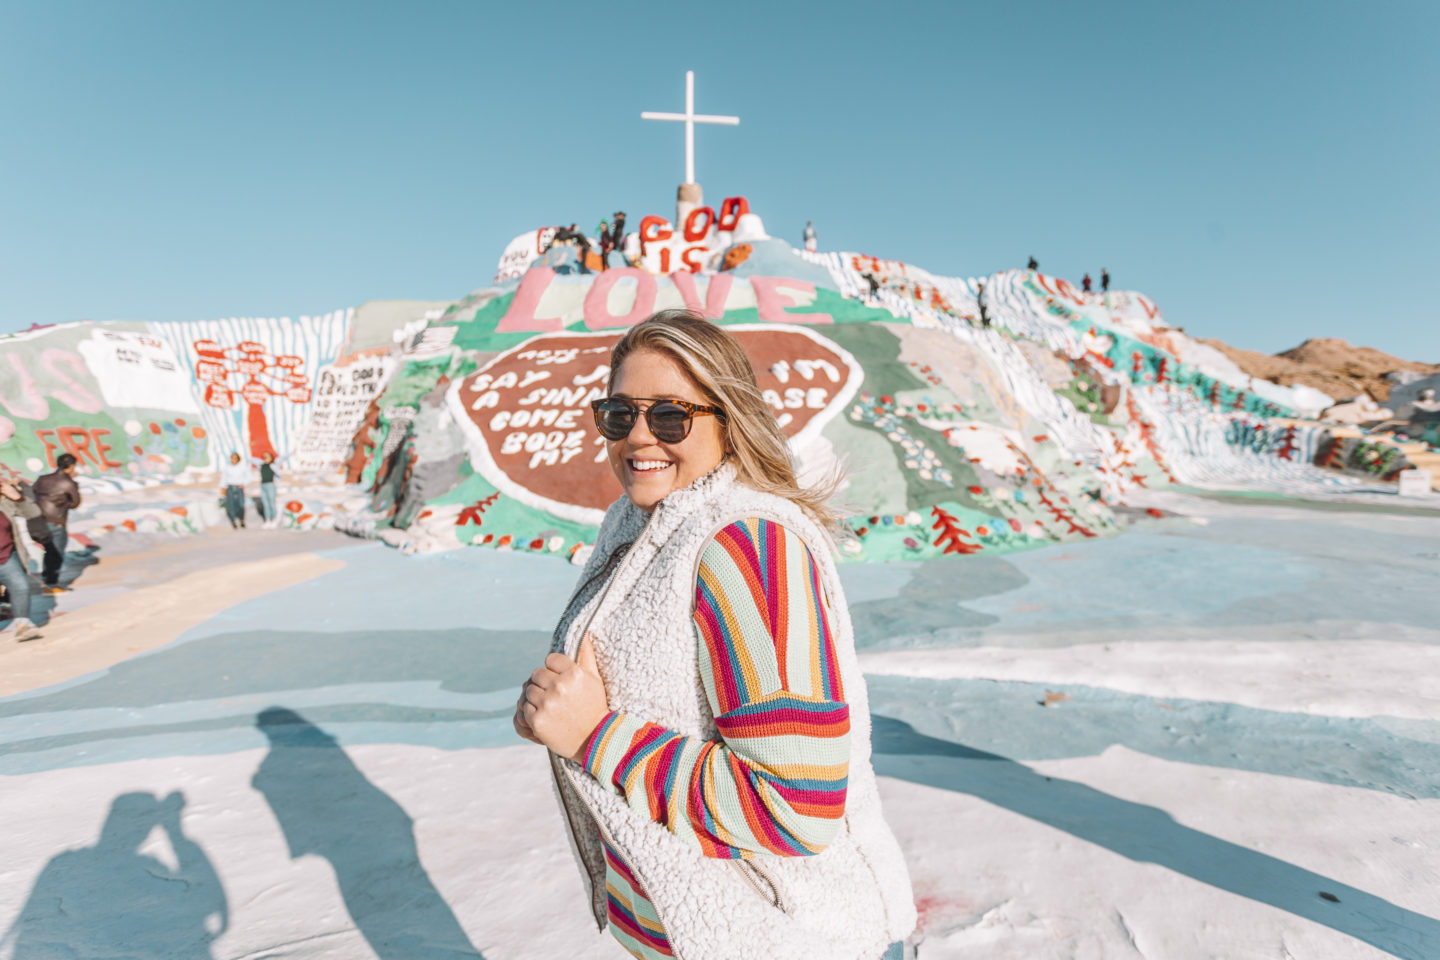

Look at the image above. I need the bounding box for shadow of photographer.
[2,790,227,958]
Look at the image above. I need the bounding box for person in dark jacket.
[977,281,991,328]
[610,211,626,252]
[20,480,52,555]
[1101,268,1110,292]
[1082,273,1093,293]
[33,453,81,593]
[0,473,43,640]
[1027,256,1038,271]
[597,219,612,271]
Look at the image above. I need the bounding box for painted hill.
[0,192,1427,558]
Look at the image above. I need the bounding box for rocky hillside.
[1196,336,1439,403]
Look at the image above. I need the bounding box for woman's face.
[606,349,726,513]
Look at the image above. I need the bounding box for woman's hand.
[512,690,542,745]
[519,635,609,761]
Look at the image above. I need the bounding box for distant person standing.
[610,211,626,251]
[0,474,43,640]
[1082,273,1093,293]
[258,452,281,529]
[976,281,992,328]
[803,220,817,252]
[220,452,250,529]
[1101,268,1110,292]
[571,223,593,274]
[861,272,881,299]
[34,453,81,594]
[1027,255,1038,271]
[596,219,612,271]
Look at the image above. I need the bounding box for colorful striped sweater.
[581,518,851,959]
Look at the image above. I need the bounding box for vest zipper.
[731,859,790,913]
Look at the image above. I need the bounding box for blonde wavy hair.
[607,310,844,534]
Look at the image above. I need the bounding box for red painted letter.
[717,196,749,232]
[683,207,715,243]
[56,426,96,467]
[639,216,672,253]
[91,428,123,469]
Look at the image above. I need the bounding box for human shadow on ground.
[870,715,1440,960]
[253,707,484,959]
[0,541,99,628]
[12,544,102,628]
[1,790,228,958]
[57,543,102,590]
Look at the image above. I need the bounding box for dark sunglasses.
[590,397,725,443]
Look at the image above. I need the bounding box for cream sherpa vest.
[548,463,916,960]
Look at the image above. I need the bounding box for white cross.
[641,70,739,185]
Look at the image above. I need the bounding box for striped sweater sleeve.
[582,518,849,859]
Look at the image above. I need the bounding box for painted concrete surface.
[1,493,1438,958]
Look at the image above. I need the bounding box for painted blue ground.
[850,514,1440,647]
[4,511,1438,789]
[3,500,1438,959]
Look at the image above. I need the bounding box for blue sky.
[1,0,1435,359]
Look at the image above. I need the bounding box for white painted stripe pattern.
[148,311,353,469]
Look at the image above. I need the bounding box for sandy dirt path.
[0,529,350,697]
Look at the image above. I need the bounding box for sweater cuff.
[581,711,648,794]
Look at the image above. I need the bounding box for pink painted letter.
[749,277,833,325]
[584,268,657,330]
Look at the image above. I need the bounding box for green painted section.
[436,473,596,558]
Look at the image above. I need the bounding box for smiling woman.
[593,379,728,511]
[512,310,915,960]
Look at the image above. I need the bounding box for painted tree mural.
[193,339,311,458]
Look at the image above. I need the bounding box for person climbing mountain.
[551,224,591,274]
[1027,255,1038,271]
[597,219,612,271]
[977,281,991,328]
[610,211,626,252]
[862,272,881,299]
[1082,273,1093,293]
[570,223,592,274]
[1101,268,1110,292]
[803,220,817,252]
